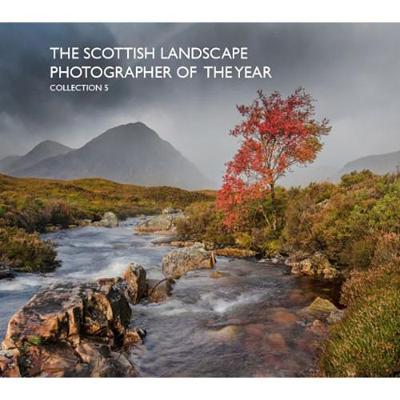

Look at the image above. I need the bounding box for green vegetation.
[0,227,58,272]
[321,286,400,377]
[176,170,400,376]
[0,173,212,273]
[177,187,287,256]
[0,174,212,233]
[320,233,400,376]
[1,170,400,375]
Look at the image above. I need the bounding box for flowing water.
[0,218,340,377]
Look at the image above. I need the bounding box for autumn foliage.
[217,88,331,228]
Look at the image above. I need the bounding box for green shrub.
[176,202,234,247]
[0,227,59,272]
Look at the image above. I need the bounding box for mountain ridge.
[7,122,213,190]
[338,149,400,177]
[1,140,73,175]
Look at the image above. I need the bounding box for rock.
[151,235,178,245]
[135,212,183,234]
[327,308,345,324]
[307,319,328,336]
[122,263,147,304]
[162,207,181,214]
[270,309,298,327]
[300,297,338,320]
[287,252,340,280]
[0,349,21,377]
[94,212,119,228]
[0,266,146,377]
[259,255,286,264]
[244,323,265,338]
[146,278,174,303]
[214,248,256,258]
[162,243,216,279]
[265,333,287,353]
[207,325,238,342]
[170,240,196,248]
[0,265,15,280]
[123,329,144,347]
[209,270,230,279]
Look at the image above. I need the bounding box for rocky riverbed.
[0,217,342,377]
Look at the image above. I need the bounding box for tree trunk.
[270,182,277,231]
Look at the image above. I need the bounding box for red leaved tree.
[217,88,331,229]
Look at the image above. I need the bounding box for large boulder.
[162,243,216,279]
[0,264,147,377]
[136,212,184,234]
[95,212,119,228]
[287,252,340,280]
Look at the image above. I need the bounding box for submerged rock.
[162,243,216,279]
[306,319,328,336]
[0,264,148,377]
[207,325,239,342]
[270,309,298,327]
[265,333,288,353]
[287,252,340,280]
[209,270,230,279]
[94,212,119,228]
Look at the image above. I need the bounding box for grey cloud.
[1,23,400,184]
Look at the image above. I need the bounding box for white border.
[1,0,400,398]
[0,0,399,22]
[1,377,398,400]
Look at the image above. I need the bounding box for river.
[0,218,340,377]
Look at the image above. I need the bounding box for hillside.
[10,123,212,190]
[2,140,72,174]
[339,149,400,176]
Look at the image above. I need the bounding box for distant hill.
[0,155,21,171]
[339,149,400,177]
[10,122,213,190]
[3,140,72,174]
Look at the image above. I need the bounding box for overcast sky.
[0,23,399,185]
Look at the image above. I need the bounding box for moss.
[26,336,42,346]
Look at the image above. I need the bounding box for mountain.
[11,122,212,189]
[0,155,21,171]
[4,140,73,174]
[339,149,400,177]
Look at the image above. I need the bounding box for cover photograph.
[0,22,399,379]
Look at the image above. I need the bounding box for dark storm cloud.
[0,24,131,127]
[1,23,400,184]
